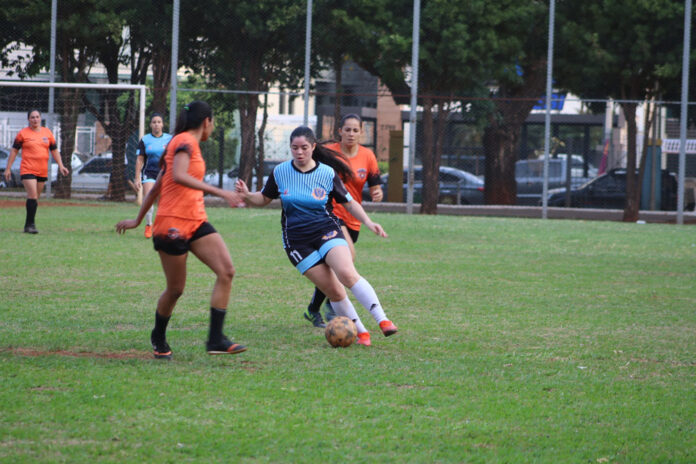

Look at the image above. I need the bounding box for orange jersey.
[13,127,57,177]
[156,132,207,221]
[325,142,381,231]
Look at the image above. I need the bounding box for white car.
[51,153,83,180]
[71,153,126,191]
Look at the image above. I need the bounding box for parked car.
[516,158,595,205]
[0,146,21,187]
[373,166,484,205]
[71,152,127,191]
[545,168,679,210]
[205,160,285,191]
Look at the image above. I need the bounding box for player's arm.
[50,148,69,176]
[366,156,383,202]
[4,148,18,182]
[171,150,242,207]
[115,172,163,233]
[235,179,272,207]
[134,155,145,190]
[343,200,387,238]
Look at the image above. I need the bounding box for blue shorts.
[284,225,348,274]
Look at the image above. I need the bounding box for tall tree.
[556,0,685,221]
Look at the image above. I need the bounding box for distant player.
[235,126,397,347]
[134,113,172,238]
[303,114,383,327]
[116,101,247,359]
[4,109,69,234]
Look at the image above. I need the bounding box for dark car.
[0,146,21,187]
[545,168,679,210]
[368,166,484,205]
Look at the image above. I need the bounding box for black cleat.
[150,330,172,360]
[303,310,326,328]
[23,225,38,234]
[206,335,247,355]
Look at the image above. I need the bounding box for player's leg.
[324,246,398,337]
[151,251,188,359]
[142,181,155,238]
[304,264,370,345]
[189,230,246,355]
[320,224,359,323]
[21,177,39,233]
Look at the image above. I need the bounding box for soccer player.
[115,101,247,359]
[134,113,172,238]
[4,110,69,234]
[235,125,397,347]
[303,114,383,327]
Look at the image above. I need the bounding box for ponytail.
[290,126,354,181]
[174,101,212,135]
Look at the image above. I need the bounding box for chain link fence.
[1,1,694,215]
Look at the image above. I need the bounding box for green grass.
[1,197,695,463]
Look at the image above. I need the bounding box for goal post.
[0,81,147,199]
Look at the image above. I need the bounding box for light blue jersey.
[262,160,353,242]
[137,133,172,178]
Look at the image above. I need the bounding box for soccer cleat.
[303,310,326,328]
[144,224,153,238]
[356,332,371,346]
[206,335,247,355]
[23,225,38,234]
[323,301,337,322]
[150,331,172,360]
[379,320,398,337]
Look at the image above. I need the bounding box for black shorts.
[153,221,217,256]
[284,225,348,274]
[20,174,48,182]
[143,168,160,181]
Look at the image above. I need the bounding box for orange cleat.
[379,320,398,337]
[144,224,152,238]
[356,332,371,346]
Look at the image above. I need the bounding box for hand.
[3,169,10,182]
[222,190,244,208]
[370,187,383,202]
[59,165,69,176]
[134,179,142,191]
[115,219,138,234]
[366,221,388,238]
[235,179,250,196]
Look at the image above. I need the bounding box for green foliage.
[1,200,696,462]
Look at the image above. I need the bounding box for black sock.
[25,199,37,227]
[209,307,227,342]
[152,311,171,340]
[307,287,326,314]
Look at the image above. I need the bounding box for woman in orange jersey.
[115,101,247,360]
[302,114,383,328]
[4,110,69,234]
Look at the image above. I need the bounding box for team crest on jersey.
[311,187,326,200]
[42,137,49,144]
[357,168,367,180]
[167,228,180,239]
[322,230,338,240]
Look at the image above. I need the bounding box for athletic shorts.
[284,224,348,274]
[152,217,216,256]
[143,169,159,183]
[20,174,48,182]
[337,219,360,244]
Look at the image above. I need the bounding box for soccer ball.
[324,316,357,348]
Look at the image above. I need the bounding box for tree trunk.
[238,93,260,186]
[420,97,450,214]
[483,122,517,204]
[151,46,171,119]
[256,92,268,191]
[621,102,639,221]
[54,87,81,199]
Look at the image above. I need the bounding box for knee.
[324,283,346,301]
[218,263,235,284]
[166,287,184,300]
[335,270,360,288]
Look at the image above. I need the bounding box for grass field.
[1,197,695,463]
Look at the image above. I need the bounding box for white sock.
[330,297,367,333]
[145,206,153,226]
[350,277,387,323]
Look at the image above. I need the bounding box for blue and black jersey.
[262,160,353,242]
[136,133,172,178]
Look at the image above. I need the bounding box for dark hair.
[27,109,41,119]
[290,126,354,181]
[339,113,362,128]
[150,112,163,122]
[174,101,212,135]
